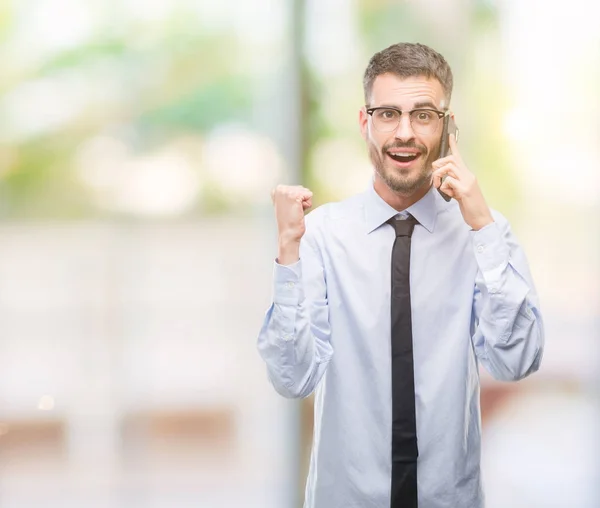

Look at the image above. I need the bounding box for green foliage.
[0,1,523,220]
[2,134,92,218]
[139,76,252,133]
[0,12,252,219]
[359,3,423,53]
[37,40,129,75]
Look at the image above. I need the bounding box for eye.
[415,110,435,123]
[376,109,398,121]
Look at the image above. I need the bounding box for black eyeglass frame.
[365,106,449,134]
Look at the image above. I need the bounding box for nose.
[394,112,415,141]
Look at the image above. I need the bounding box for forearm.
[471,222,544,381]
[257,260,332,398]
[473,267,544,381]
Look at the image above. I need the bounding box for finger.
[302,198,313,210]
[273,184,312,206]
[440,175,461,197]
[295,192,312,203]
[291,186,312,197]
[432,164,458,180]
[431,164,458,189]
[432,155,456,169]
[273,184,292,200]
[448,133,463,163]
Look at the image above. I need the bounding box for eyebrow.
[413,101,441,110]
[370,101,442,111]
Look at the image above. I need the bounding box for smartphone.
[437,114,459,202]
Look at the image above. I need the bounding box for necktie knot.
[388,215,419,238]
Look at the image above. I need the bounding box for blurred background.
[0,0,598,507]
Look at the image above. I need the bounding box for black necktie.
[388,215,419,508]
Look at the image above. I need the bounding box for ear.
[359,107,369,140]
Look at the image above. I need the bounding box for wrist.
[277,238,301,265]
[461,196,493,231]
[469,213,494,231]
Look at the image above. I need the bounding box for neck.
[373,174,431,211]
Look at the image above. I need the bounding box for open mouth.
[386,150,422,166]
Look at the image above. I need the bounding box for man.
[257,42,544,508]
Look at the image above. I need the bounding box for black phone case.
[437,116,458,202]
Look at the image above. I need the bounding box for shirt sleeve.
[256,219,333,398]
[470,216,545,381]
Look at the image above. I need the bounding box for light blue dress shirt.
[257,182,544,508]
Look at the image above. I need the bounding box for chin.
[387,168,422,185]
[385,172,430,196]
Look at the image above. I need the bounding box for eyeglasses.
[366,106,448,136]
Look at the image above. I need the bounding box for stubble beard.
[368,139,440,196]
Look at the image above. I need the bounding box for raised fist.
[270,185,313,264]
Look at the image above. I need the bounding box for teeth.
[390,153,417,158]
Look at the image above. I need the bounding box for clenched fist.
[271,184,313,265]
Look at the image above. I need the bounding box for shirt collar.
[364,181,438,234]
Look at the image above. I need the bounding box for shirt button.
[477,245,485,253]
[285,281,295,289]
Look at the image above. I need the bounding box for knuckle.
[275,185,289,197]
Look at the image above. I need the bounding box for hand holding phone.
[436,114,459,202]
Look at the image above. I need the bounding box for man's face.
[359,73,447,196]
